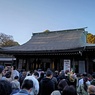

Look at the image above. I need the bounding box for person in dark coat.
[66,74,77,89]
[57,70,66,83]
[0,80,12,95]
[19,70,27,87]
[62,85,77,95]
[51,79,68,95]
[58,79,68,93]
[40,70,55,95]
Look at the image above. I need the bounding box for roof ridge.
[33,27,87,35]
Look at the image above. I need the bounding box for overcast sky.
[0,0,95,45]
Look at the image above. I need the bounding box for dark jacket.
[66,77,77,88]
[40,77,55,95]
[91,79,95,86]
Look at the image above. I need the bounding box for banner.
[64,59,71,72]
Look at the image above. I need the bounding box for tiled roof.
[1,28,87,52]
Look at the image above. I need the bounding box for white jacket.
[25,75,39,95]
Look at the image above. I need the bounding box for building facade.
[0,28,95,74]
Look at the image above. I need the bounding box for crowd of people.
[0,65,95,95]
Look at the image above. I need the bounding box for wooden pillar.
[33,63,34,70]
[85,57,89,73]
[72,58,75,72]
[26,59,29,71]
[36,63,38,69]
[51,61,54,70]
[18,59,22,70]
[38,63,40,68]
[44,63,46,71]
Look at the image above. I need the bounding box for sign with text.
[64,59,71,72]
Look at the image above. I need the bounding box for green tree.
[0,33,20,47]
[43,30,50,33]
